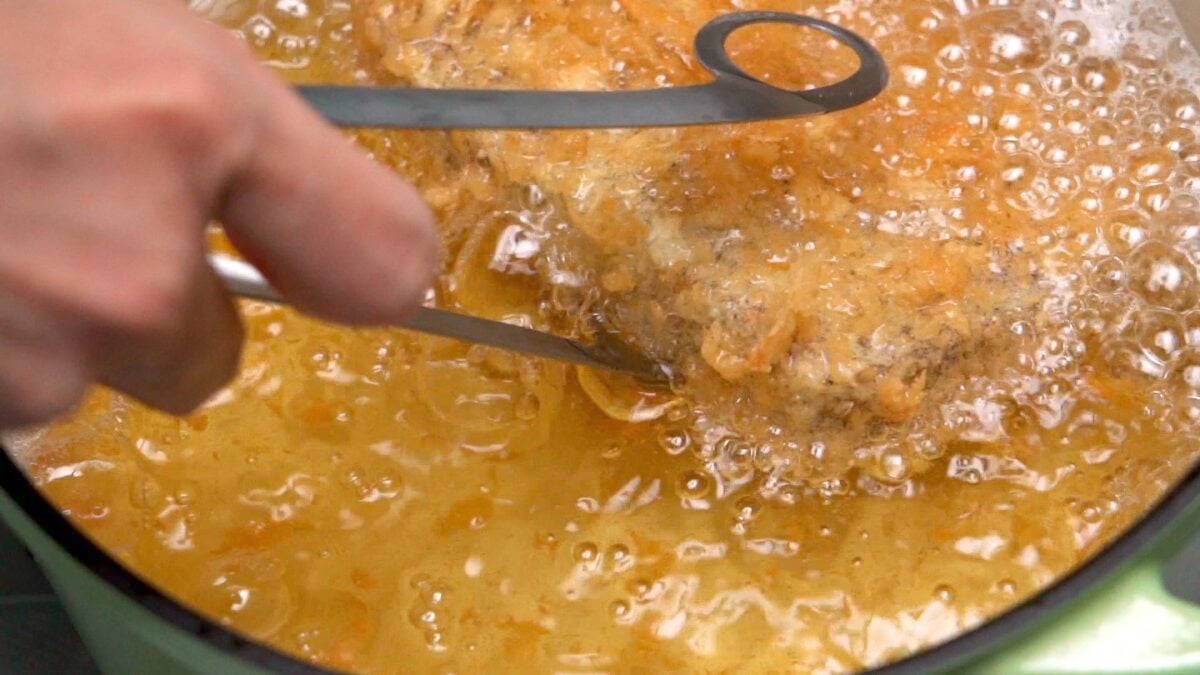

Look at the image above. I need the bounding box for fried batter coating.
[355,0,1047,477]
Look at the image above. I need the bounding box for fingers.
[0,223,245,418]
[219,80,440,326]
[0,0,442,430]
[0,336,87,430]
[0,290,87,429]
[90,258,244,415]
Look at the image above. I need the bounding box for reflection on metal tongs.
[212,12,888,380]
[301,12,888,129]
[209,254,672,383]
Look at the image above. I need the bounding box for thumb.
[219,84,439,325]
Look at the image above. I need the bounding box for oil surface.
[18,0,1200,672]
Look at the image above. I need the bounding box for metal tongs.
[211,12,888,381]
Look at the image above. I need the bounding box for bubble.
[1082,154,1116,185]
[1058,19,1091,47]
[878,449,911,482]
[1000,153,1038,188]
[242,14,276,48]
[1142,112,1170,138]
[1102,339,1168,380]
[573,542,599,563]
[1127,241,1198,310]
[896,54,935,92]
[1134,308,1185,363]
[1163,89,1200,122]
[425,630,446,651]
[1076,57,1121,95]
[1091,119,1120,146]
[1141,184,1173,213]
[1072,190,1103,214]
[996,578,1019,595]
[965,10,1050,74]
[902,5,941,31]
[407,577,452,653]
[1118,113,1145,137]
[819,478,849,497]
[1010,71,1045,99]
[1077,500,1108,523]
[734,497,762,522]
[1104,210,1150,250]
[410,608,438,627]
[1090,257,1127,293]
[629,578,652,597]
[1040,133,1076,164]
[1048,167,1081,195]
[676,471,711,499]
[607,544,630,564]
[422,582,446,605]
[1163,126,1195,153]
[609,600,630,618]
[724,439,756,469]
[1051,43,1080,67]
[665,404,689,423]
[1042,65,1074,95]
[934,584,956,603]
[657,427,691,455]
[910,435,945,461]
[1181,143,1200,178]
[1104,177,1140,211]
[1174,349,1200,390]
[937,44,968,70]
[1130,147,1178,184]
[752,441,780,472]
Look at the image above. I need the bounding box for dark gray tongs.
[210,12,888,381]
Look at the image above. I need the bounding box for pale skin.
[0,0,439,428]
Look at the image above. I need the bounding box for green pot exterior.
[0,488,267,675]
[963,491,1200,674]
[2,478,1199,675]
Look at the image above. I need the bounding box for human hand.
[0,0,438,428]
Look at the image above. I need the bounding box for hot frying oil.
[23,0,1200,672]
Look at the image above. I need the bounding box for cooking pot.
[4,2,1200,673]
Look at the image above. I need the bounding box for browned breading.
[354,0,1048,477]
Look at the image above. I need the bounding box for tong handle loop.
[694,12,888,112]
[298,12,887,129]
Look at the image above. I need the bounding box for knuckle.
[133,65,240,158]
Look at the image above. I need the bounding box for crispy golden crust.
[355,0,1049,476]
